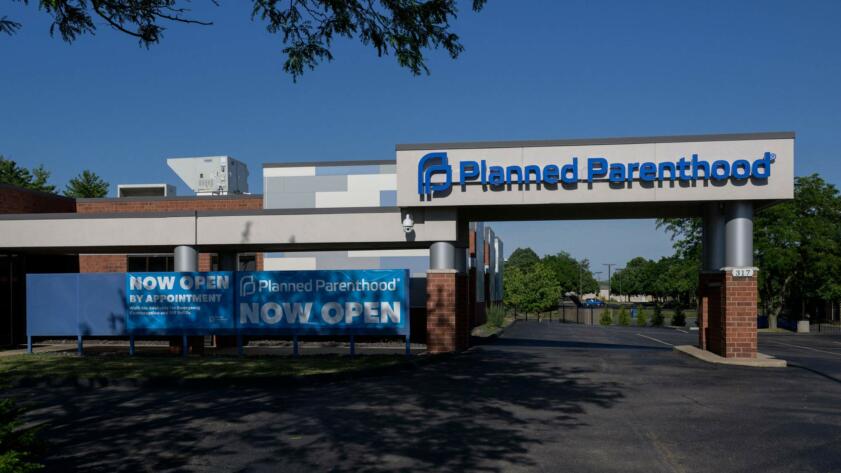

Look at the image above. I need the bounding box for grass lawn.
[0,354,408,383]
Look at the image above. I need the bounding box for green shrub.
[618,307,631,326]
[651,304,664,327]
[486,304,506,329]
[671,306,686,327]
[599,308,613,326]
[636,308,648,327]
[0,398,43,473]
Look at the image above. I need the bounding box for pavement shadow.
[487,337,671,351]
[16,348,624,472]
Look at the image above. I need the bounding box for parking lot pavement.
[9,321,841,473]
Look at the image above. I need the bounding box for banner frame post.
[27,336,32,354]
[129,336,135,356]
[76,335,83,356]
[236,332,244,357]
[182,335,188,357]
[293,333,299,357]
[405,335,411,357]
[349,335,355,356]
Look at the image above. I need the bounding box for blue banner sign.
[236,270,409,335]
[126,272,235,335]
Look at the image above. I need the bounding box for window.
[127,255,174,272]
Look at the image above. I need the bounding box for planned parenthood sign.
[126,272,235,334]
[118,269,409,336]
[236,269,409,335]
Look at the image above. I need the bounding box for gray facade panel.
[379,190,397,207]
[316,165,382,176]
[267,175,348,193]
[263,192,316,209]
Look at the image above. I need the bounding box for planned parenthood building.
[0,132,794,358]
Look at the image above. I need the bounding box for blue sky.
[2,0,840,268]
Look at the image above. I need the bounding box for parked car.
[584,298,605,308]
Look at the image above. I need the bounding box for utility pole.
[603,263,616,302]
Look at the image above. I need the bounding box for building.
[0,132,794,358]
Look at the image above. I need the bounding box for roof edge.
[395,131,796,151]
[263,159,396,168]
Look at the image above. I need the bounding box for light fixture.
[402,213,414,233]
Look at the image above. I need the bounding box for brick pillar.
[701,270,757,358]
[426,270,469,353]
[720,271,758,358]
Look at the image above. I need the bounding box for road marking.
[637,333,674,347]
[764,340,841,357]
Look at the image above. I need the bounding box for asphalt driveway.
[8,321,841,472]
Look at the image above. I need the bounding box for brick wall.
[198,253,213,272]
[0,184,75,214]
[77,196,264,272]
[76,195,263,214]
[79,255,127,273]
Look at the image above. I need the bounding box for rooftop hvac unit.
[167,156,249,195]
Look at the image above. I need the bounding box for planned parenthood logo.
[417,152,452,197]
[240,275,257,297]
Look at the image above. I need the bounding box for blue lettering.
[488,166,505,186]
[587,157,608,182]
[561,158,578,184]
[752,152,773,179]
[543,165,560,185]
[609,163,626,183]
[658,162,677,181]
[639,163,657,182]
[731,159,751,180]
[459,160,480,188]
[524,165,541,184]
[711,160,730,180]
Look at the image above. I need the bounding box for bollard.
[129,336,135,356]
[182,335,188,357]
[293,334,299,357]
[77,335,83,356]
[349,335,355,356]
[405,335,411,357]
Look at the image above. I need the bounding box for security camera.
[402,214,414,233]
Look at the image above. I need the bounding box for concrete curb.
[674,345,787,368]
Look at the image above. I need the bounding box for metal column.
[174,245,198,272]
[725,202,754,267]
[430,242,456,270]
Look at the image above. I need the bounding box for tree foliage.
[505,247,540,273]
[542,251,599,295]
[7,1,487,80]
[503,263,558,315]
[64,170,109,198]
[755,174,841,319]
[0,155,55,193]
